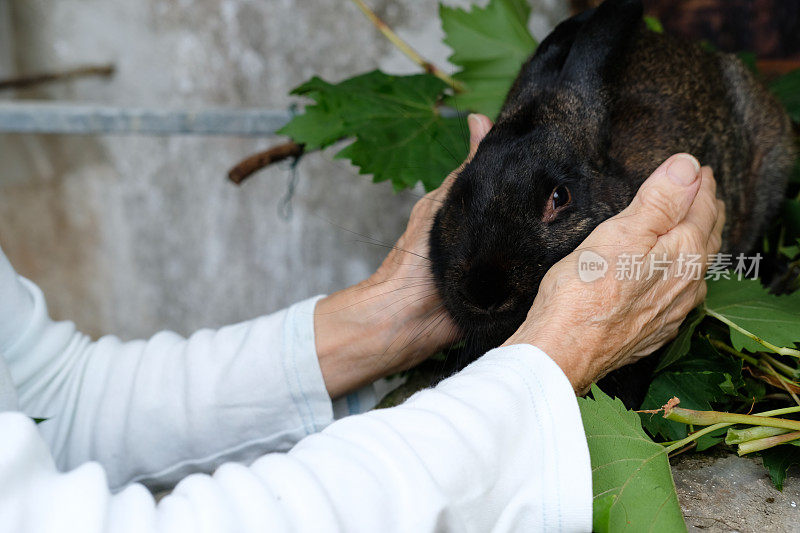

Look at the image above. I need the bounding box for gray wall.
[0,0,567,340]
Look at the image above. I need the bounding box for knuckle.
[695,282,708,303]
[708,233,722,254]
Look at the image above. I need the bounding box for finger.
[681,166,719,243]
[612,153,702,238]
[654,166,719,258]
[706,199,725,256]
[467,113,493,160]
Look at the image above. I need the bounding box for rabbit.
[428,0,796,408]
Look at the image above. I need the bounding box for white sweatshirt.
[0,245,592,532]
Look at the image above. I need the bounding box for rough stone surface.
[0,0,568,340]
[673,451,800,532]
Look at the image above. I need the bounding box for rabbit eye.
[543,185,571,222]
[552,185,570,208]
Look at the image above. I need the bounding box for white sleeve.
[1,242,380,491]
[0,344,592,533]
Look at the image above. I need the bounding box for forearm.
[8,290,337,491]
[1,344,591,533]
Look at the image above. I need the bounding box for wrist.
[314,277,422,399]
[502,314,593,393]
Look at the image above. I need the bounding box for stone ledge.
[672,451,799,532]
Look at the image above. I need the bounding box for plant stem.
[725,425,791,444]
[662,405,800,454]
[710,339,800,402]
[761,360,800,406]
[710,338,758,365]
[666,407,800,431]
[762,353,800,379]
[705,307,800,358]
[738,431,800,455]
[349,0,465,92]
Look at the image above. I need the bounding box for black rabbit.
[428,0,795,407]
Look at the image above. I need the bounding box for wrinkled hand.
[504,154,724,393]
[315,114,494,398]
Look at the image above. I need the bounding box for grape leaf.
[704,278,800,353]
[761,446,800,491]
[278,71,468,191]
[440,0,537,117]
[579,385,686,533]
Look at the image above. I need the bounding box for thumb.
[467,113,493,160]
[614,153,702,237]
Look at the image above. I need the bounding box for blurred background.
[1,0,797,340]
[0,0,570,339]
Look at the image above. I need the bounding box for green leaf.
[655,308,705,372]
[644,16,664,34]
[440,0,537,117]
[278,71,468,191]
[761,446,800,490]
[641,338,741,440]
[580,385,686,532]
[770,69,800,123]
[705,278,800,353]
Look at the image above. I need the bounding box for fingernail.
[667,154,701,186]
[467,113,478,130]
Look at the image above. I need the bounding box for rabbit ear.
[559,0,643,89]
[519,8,594,83]
[499,8,595,115]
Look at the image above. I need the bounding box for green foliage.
[655,308,705,372]
[643,16,664,34]
[761,447,800,491]
[770,69,800,122]
[704,278,800,353]
[279,0,538,190]
[440,0,538,117]
[278,71,468,191]
[642,337,742,440]
[579,385,686,532]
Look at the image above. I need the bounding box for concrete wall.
[0,0,568,340]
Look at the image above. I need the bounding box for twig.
[228,141,304,184]
[761,360,800,406]
[0,64,115,91]
[349,0,465,92]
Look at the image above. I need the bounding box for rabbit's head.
[429,0,645,355]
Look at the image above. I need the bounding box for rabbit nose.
[461,264,513,312]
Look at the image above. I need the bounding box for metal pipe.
[0,101,292,136]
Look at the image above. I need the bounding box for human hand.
[503,154,724,393]
[315,114,494,399]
